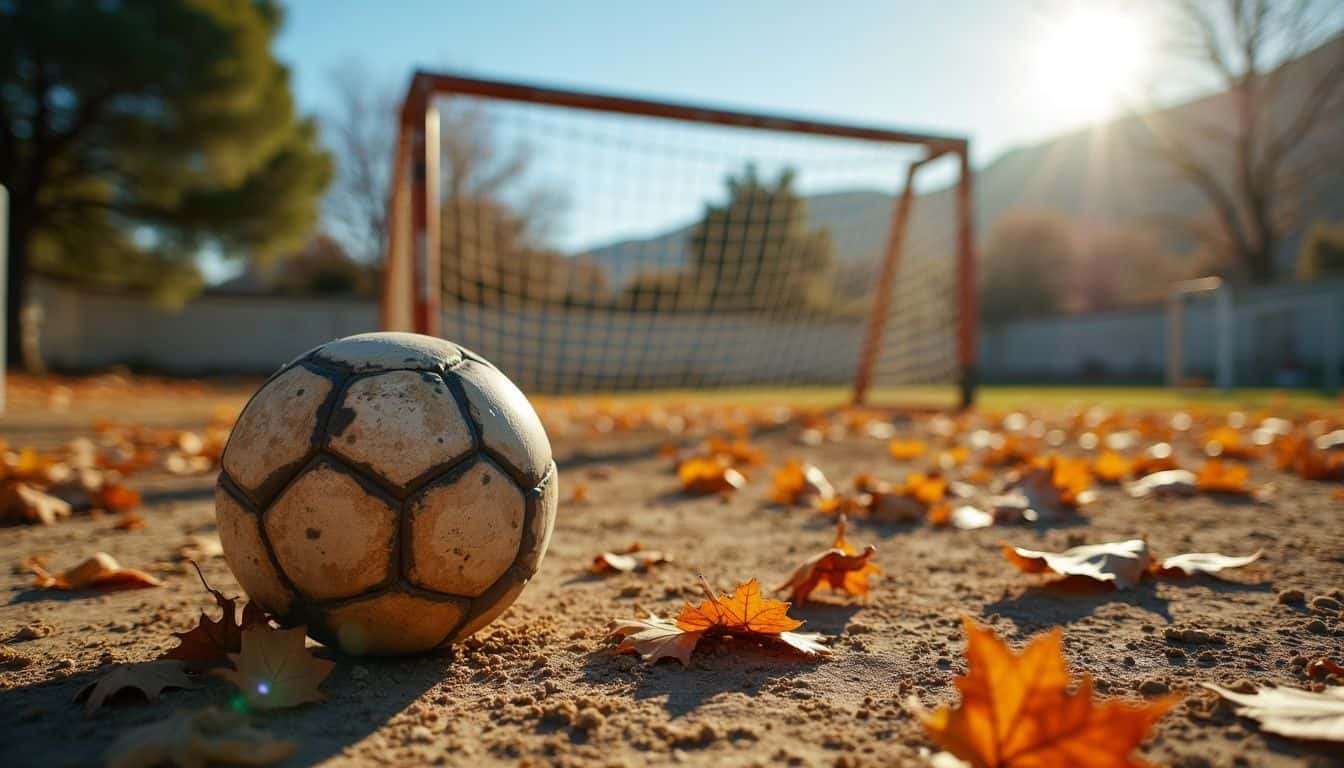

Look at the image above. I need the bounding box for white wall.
[32,276,1344,389]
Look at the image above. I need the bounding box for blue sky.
[258,0,1243,267]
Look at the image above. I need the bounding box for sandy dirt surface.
[2,394,1343,767]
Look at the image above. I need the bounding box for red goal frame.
[381,70,978,407]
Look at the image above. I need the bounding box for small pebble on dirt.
[1304,619,1328,634]
[1309,595,1341,613]
[1164,627,1225,644]
[1276,589,1305,605]
[1138,679,1170,696]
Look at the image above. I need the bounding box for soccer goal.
[381,71,978,407]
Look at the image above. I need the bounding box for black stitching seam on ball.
[436,459,555,646]
[262,454,404,603]
[221,363,350,509]
[216,474,309,630]
[438,565,530,648]
[445,362,550,490]
[515,461,557,579]
[438,365,483,451]
[308,341,464,376]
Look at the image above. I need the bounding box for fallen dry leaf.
[29,552,161,591]
[928,503,995,530]
[1004,539,1262,589]
[1,481,72,525]
[911,617,1174,767]
[161,565,268,671]
[1003,539,1153,589]
[93,482,142,512]
[774,516,879,604]
[1195,459,1254,495]
[1092,451,1136,483]
[590,543,672,574]
[1154,550,1263,577]
[887,438,926,461]
[610,614,704,666]
[176,535,224,561]
[1126,469,1198,498]
[77,659,198,715]
[1306,658,1344,678]
[611,577,830,665]
[104,707,296,768]
[769,460,834,505]
[112,510,145,531]
[677,455,745,494]
[1203,683,1344,743]
[215,625,335,710]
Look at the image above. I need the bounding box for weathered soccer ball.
[215,332,556,655]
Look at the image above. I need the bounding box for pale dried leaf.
[214,626,334,709]
[1203,683,1344,743]
[776,631,831,656]
[1004,539,1153,589]
[610,614,703,665]
[1158,550,1262,577]
[1,482,72,525]
[1127,469,1197,499]
[30,552,162,590]
[77,659,198,715]
[104,707,295,768]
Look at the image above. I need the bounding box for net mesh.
[429,94,961,394]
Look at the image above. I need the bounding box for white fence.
[30,276,1344,389]
[980,278,1344,388]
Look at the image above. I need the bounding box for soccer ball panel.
[310,331,462,373]
[406,462,524,597]
[215,482,296,617]
[327,370,474,487]
[516,464,558,577]
[265,462,398,599]
[316,591,467,656]
[222,365,333,497]
[455,361,552,485]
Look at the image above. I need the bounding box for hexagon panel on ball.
[216,332,557,656]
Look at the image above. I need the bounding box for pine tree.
[1,0,332,362]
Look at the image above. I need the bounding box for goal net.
[383,73,977,406]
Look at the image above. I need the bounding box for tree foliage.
[688,165,834,312]
[1146,0,1344,283]
[1295,219,1344,278]
[980,210,1073,327]
[1,0,331,355]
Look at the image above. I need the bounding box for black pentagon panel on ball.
[307,331,464,373]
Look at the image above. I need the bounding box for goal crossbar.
[382,70,978,407]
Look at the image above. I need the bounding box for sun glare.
[1033,4,1153,125]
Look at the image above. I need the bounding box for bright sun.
[1034,4,1153,124]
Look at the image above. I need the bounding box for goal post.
[382,71,978,407]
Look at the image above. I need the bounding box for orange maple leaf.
[1092,451,1135,484]
[774,516,879,604]
[676,577,802,634]
[769,460,834,506]
[913,617,1174,767]
[887,438,926,461]
[1195,459,1251,494]
[677,455,746,494]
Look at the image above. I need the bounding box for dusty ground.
[2,388,1343,767]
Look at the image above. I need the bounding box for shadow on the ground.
[581,639,820,718]
[982,574,1273,630]
[0,648,450,766]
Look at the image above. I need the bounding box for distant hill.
[580,35,1344,291]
